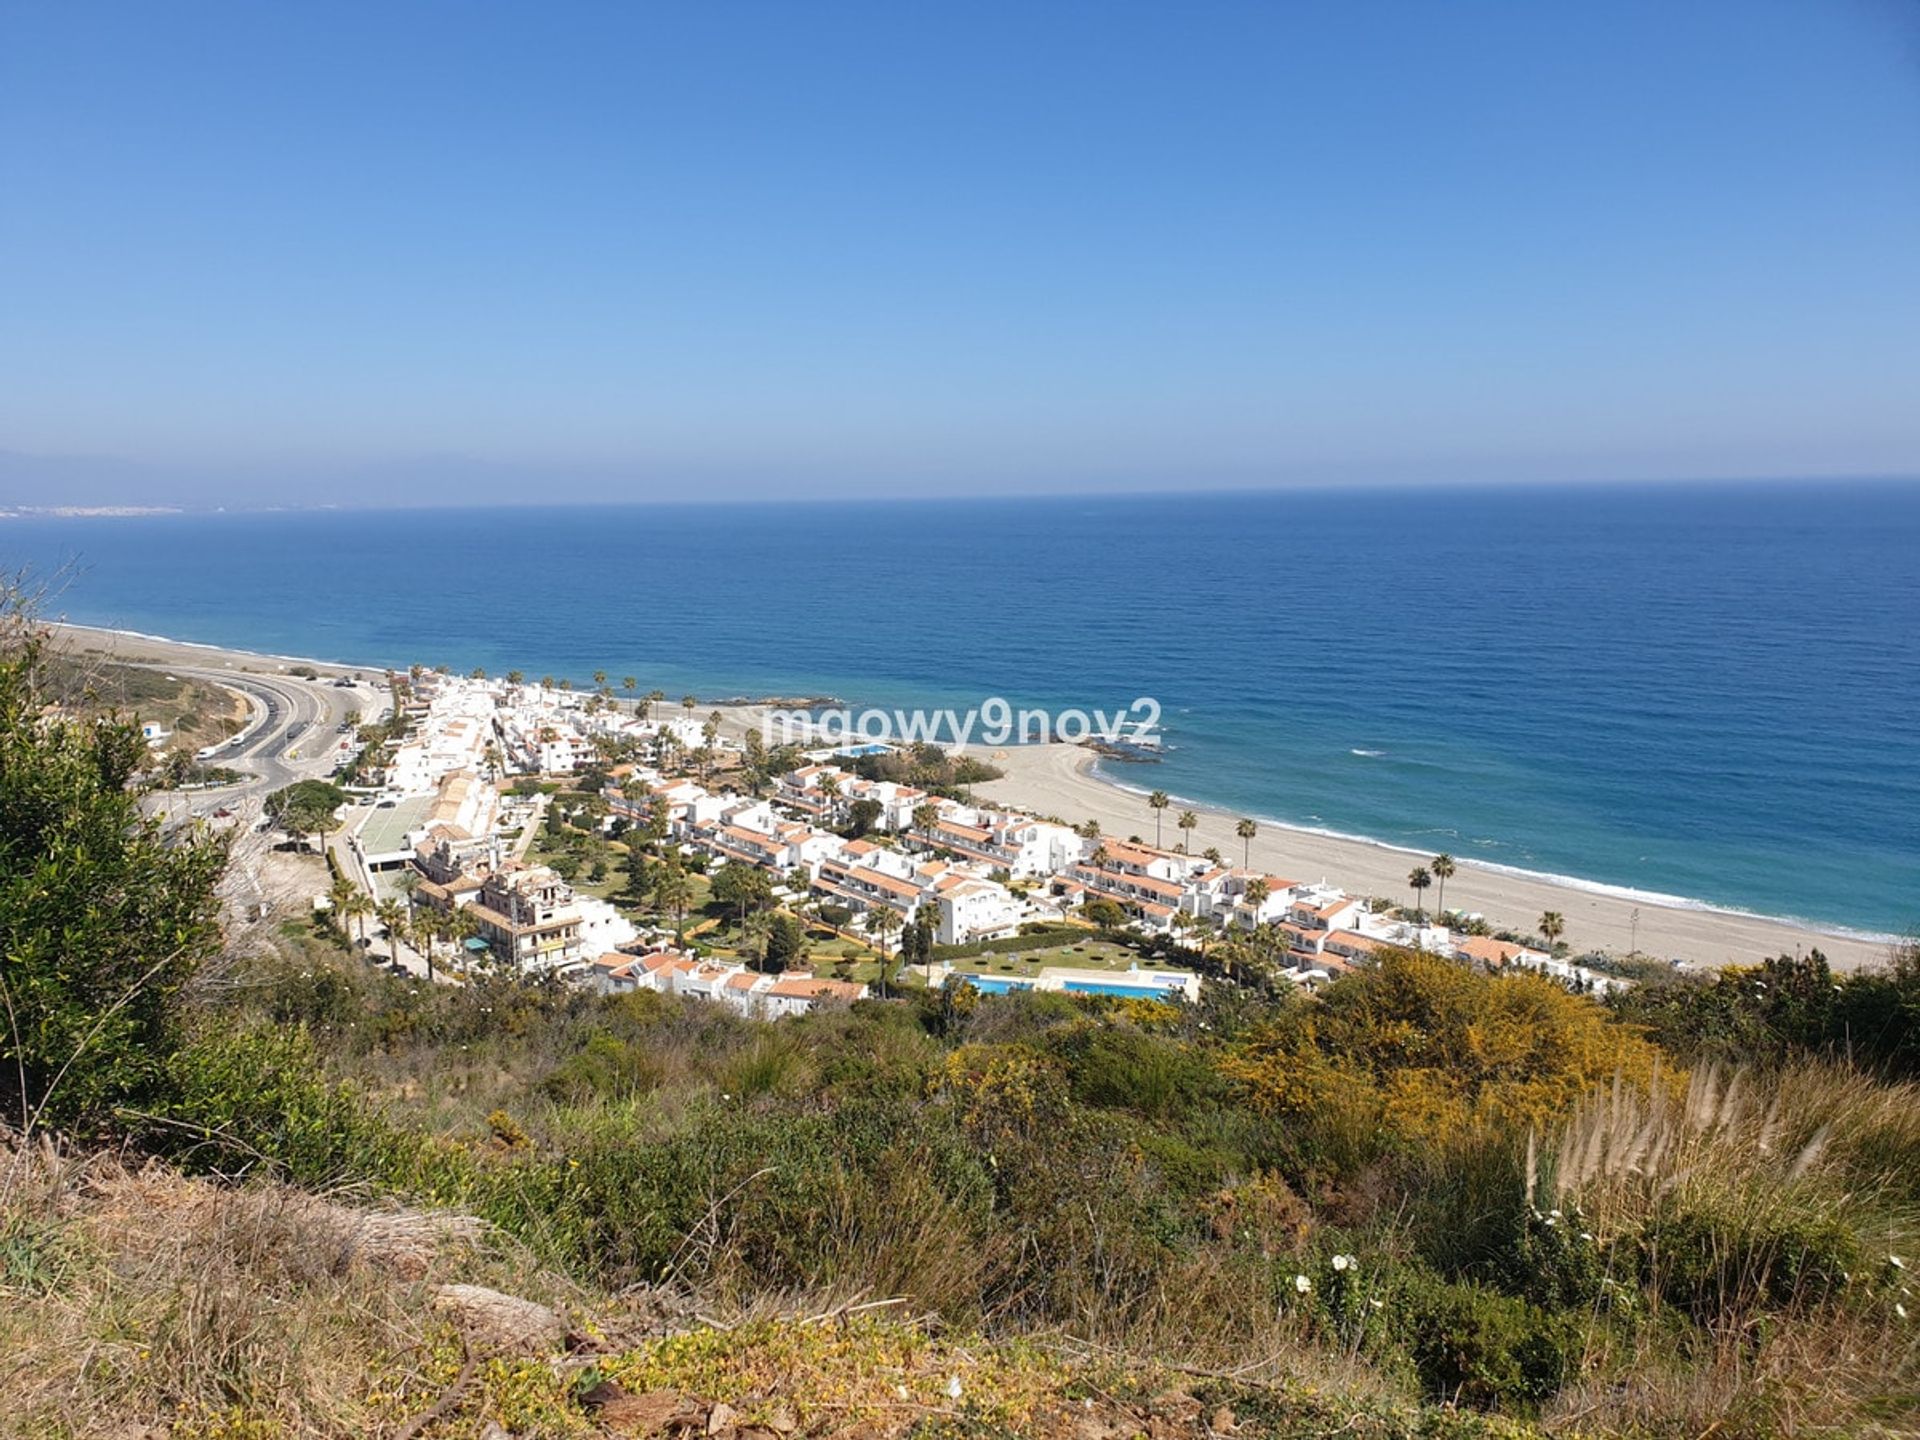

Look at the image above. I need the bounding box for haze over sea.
[6,480,1918,935]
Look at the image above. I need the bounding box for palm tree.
[1177,810,1198,853]
[413,908,446,982]
[912,802,941,838]
[375,897,408,970]
[593,669,608,689]
[507,669,524,686]
[1407,865,1432,921]
[1148,790,1170,847]
[1235,817,1258,868]
[741,910,774,970]
[1089,843,1111,869]
[622,676,637,696]
[653,864,694,945]
[868,906,903,997]
[1194,914,1218,972]
[912,908,938,985]
[1242,878,1270,929]
[1539,911,1566,951]
[817,774,841,825]
[327,875,358,935]
[1430,853,1456,922]
[445,906,481,974]
[343,890,374,950]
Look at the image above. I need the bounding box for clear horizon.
[9,471,1920,517]
[5,1,1920,506]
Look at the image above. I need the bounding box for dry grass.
[1541,1061,1920,1436]
[1551,1059,1920,1245]
[1547,1306,1920,1439]
[0,1133,572,1439]
[0,1133,1532,1440]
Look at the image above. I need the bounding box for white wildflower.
[947,1376,963,1400]
[1331,1254,1352,1272]
[1294,1273,1312,1294]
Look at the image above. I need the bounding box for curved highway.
[147,666,386,822]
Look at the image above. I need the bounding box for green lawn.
[942,938,1159,979]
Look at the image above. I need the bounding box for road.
[145,666,385,825]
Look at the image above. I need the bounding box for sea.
[5,480,1917,936]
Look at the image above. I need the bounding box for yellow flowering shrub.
[1221,949,1679,1146]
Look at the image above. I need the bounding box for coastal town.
[283,664,1635,1014]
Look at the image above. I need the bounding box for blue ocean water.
[5,481,1918,933]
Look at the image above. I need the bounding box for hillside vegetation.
[4,600,1919,1438]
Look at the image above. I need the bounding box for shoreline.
[1087,759,1899,947]
[969,743,1898,973]
[50,620,1901,972]
[48,621,376,677]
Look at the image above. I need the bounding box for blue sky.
[3,0,1918,504]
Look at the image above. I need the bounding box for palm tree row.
[1142,793,1265,873]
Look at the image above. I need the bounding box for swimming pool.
[957,975,1034,994]
[1060,980,1176,999]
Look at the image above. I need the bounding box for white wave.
[1350,748,1385,757]
[1086,760,1899,944]
[54,621,372,673]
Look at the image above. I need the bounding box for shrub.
[154,1024,419,1186]
[1222,949,1676,1149]
[1058,1024,1227,1124]
[0,610,228,1127]
[1639,1204,1859,1320]
[540,1029,665,1102]
[1390,1268,1581,1411]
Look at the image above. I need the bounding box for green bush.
[1057,1024,1227,1123]
[0,615,228,1127]
[1639,1203,1860,1320]
[540,1029,665,1102]
[154,1023,420,1186]
[1390,1269,1581,1411]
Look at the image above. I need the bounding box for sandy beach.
[49,621,370,678]
[972,742,1898,973]
[53,619,1899,973]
